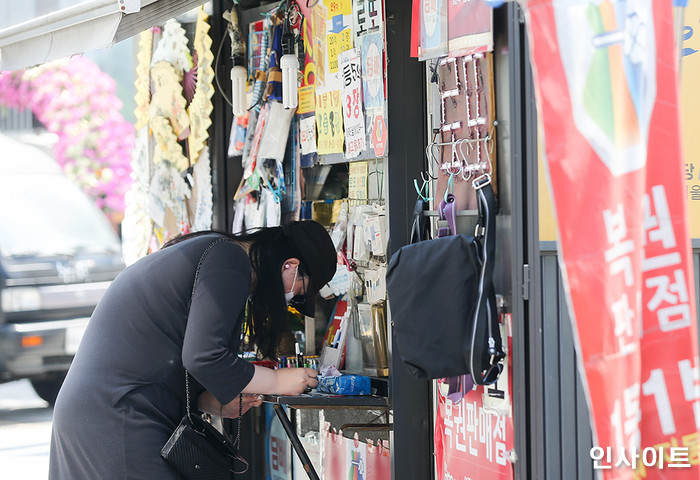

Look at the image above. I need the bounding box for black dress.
[49,234,255,479]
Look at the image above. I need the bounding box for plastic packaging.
[317,374,371,395]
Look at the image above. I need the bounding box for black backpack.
[386,178,504,385]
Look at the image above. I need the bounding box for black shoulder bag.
[386,177,505,385]
[160,238,248,479]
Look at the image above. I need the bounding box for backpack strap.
[410,198,430,244]
[470,177,505,385]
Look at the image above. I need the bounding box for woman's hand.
[273,367,318,395]
[243,365,318,396]
[219,394,263,418]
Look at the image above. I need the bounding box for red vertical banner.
[524,0,700,477]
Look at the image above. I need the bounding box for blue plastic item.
[317,374,371,395]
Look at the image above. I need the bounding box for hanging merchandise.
[244,194,265,231]
[261,187,281,227]
[264,23,284,103]
[228,113,249,157]
[248,18,270,112]
[258,102,296,161]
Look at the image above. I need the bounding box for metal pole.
[272,404,320,480]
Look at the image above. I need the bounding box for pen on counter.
[295,342,303,369]
[331,328,342,348]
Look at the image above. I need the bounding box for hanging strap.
[470,177,505,386]
[437,193,457,238]
[410,198,430,244]
[183,236,249,473]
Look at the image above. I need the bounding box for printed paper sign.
[447,0,493,55]
[525,0,700,477]
[371,112,387,157]
[326,0,353,74]
[349,160,368,199]
[300,115,317,155]
[419,0,447,60]
[339,49,367,159]
[298,84,315,114]
[360,32,385,109]
[353,0,384,40]
[316,90,344,155]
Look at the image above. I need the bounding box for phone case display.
[121,9,216,265]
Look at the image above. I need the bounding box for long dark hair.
[163,228,302,360]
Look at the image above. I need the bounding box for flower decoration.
[0,57,134,219]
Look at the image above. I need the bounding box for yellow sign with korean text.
[326,0,353,74]
[316,90,344,154]
[349,161,368,199]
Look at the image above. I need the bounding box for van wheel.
[30,373,66,406]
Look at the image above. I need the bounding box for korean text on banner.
[524,0,700,478]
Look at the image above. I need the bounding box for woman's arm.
[197,390,263,418]
[242,365,318,395]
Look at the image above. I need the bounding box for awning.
[0,0,209,71]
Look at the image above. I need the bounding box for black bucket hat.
[282,220,337,316]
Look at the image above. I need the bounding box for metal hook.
[425,142,440,179]
[457,139,473,181]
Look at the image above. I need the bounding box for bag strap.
[437,193,457,238]
[410,198,430,244]
[184,236,249,473]
[470,177,505,385]
[185,237,229,421]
